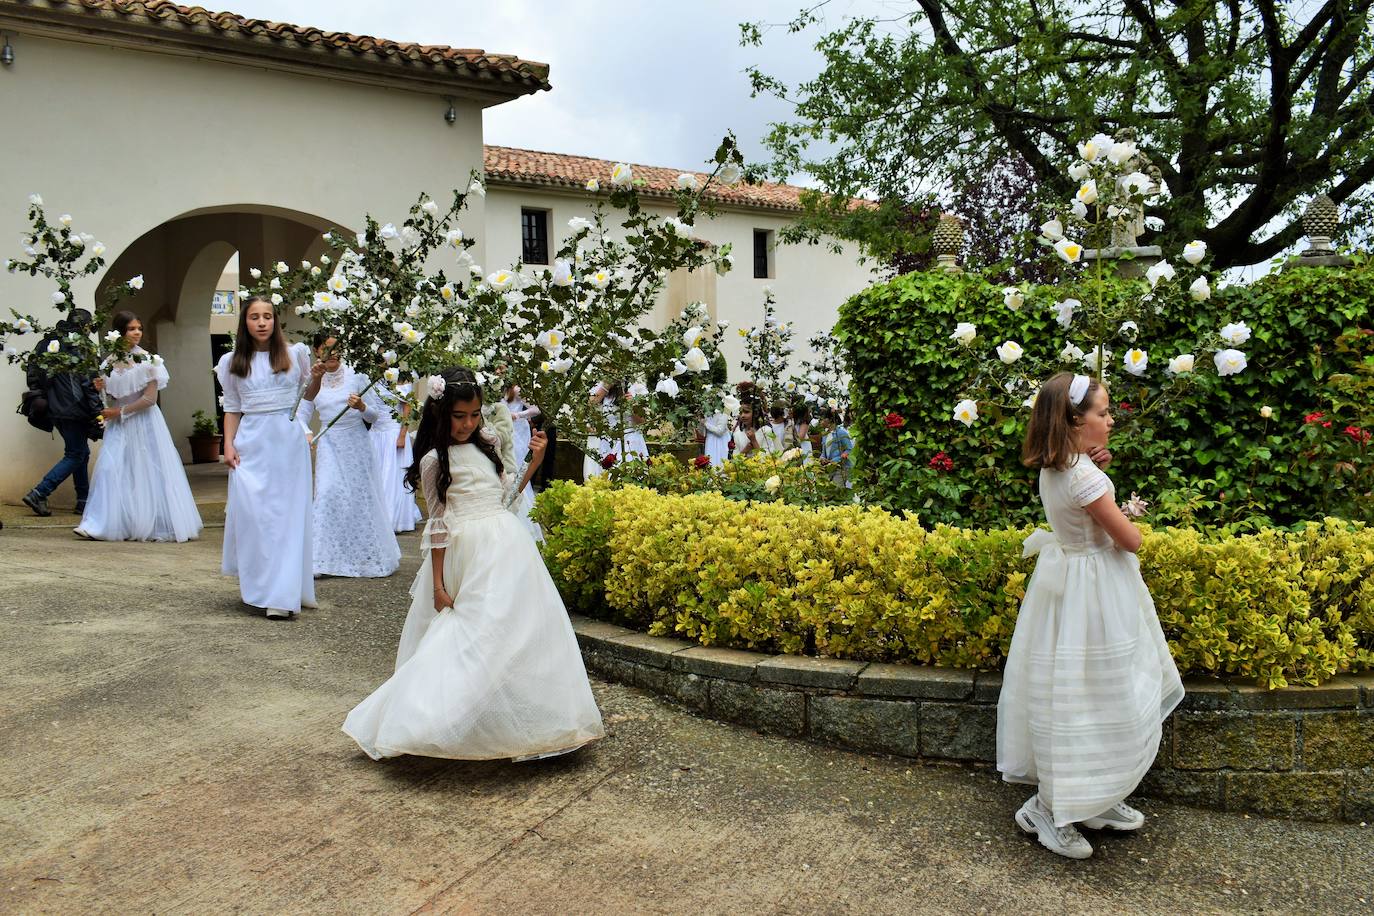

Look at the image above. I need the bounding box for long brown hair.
[405,367,504,500]
[229,295,292,378]
[1022,371,1103,470]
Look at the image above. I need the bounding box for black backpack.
[18,389,53,433]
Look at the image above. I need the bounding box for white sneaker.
[1082,801,1145,831]
[265,607,291,619]
[1015,795,1093,860]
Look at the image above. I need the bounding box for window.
[521,208,550,264]
[753,228,774,279]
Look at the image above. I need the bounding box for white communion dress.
[301,366,401,578]
[76,351,202,542]
[370,384,423,533]
[215,343,315,615]
[342,441,605,761]
[703,413,731,467]
[583,395,649,478]
[997,454,1184,826]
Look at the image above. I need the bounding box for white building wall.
[483,186,875,379]
[0,32,488,501]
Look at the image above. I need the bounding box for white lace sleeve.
[357,376,383,425]
[1070,458,1112,507]
[215,353,241,413]
[290,342,312,383]
[705,413,729,436]
[118,380,159,418]
[418,450,449,550]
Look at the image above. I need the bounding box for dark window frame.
[753,228,774,279]
[521,208,550,265]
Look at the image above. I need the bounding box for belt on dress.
[1021,529,1112,601]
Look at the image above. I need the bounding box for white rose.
[420,198,439,215]
[1082,346,1112,372]
[655,377,680,398]
[588,269,611,290]
[1040,219,1064,241]
[487,270,515,291]
[1144,216,1165,232]
[468,180,486,198]
[274,261,289,274]
[945,321,978,346]
[548,259,573,287]
[1107,139,1137,165]
[128,275,145,290]
[1068,161,1090,181]
[445,228,464,249]
[270,293,283,306]
[383,367,400,384]
[676,173,699,191]
[1260,405,1273,419]
[58,214,73,227]
[1054,299,1078,329]
[439,284,455,301]
[294,305,310,316]
[311,267,322,277]
[663,216,693,237]
[1182,240,1207,265]
[551,357,574,374]
[683,326,704,348]
[328,275,348,293]
[1071,199,1089,220]
[996,340,1024,364]
[1120,171,1151,196]
[1053,238,1082,263]
[378,224,399,241]
[718,163,742,185]
[536,329,564,353]
[1167,353,1195,375]
[249,267,262,279]
[568,217,592,234]
[1123,348,1149,376]
[1145,260,1175,288]
[671,359,689,377]
[70,234,85,249]
[1119,320,1139,339]
[382,350,398,365]
[610,162,634,187]
[1219,321,1251,345]
[91,243,106,257]
[1003,287,1024,311]
[27,193,43,206]
[764,475,781,494]
[16,318,33,333]
[104,330,120,342]
[683,347,709,373]
[1190,276,1211,301]
[628,382,649,398]
[1214,348,1247,376]
[313,291,335,309]
[50,290,66,304]
[269,278,281,290]
[46,340,60,353]
[585,178,600,192]
[953,398,979,427]
[1076,180,1099,205]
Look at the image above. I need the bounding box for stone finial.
[932,213,964,273]
[1303,194,1338,253]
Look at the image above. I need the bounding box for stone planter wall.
[571,615,1374,822]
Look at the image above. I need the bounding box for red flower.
[928,451,955,472]
[1344,425,1371,444]
[693,455,711,468]
[1304,411,1326,424]
[884,412,906,429]
[1118,401,1132,412]
[601,453,617,469]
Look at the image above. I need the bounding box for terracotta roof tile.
[484,146,823,213]
[3,0,551,93]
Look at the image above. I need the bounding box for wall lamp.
[1,35,14,67]
[444,97,456,125]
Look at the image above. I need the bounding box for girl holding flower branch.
[342,367,604,762]
[75,311,201,542]
[215,296,319,620]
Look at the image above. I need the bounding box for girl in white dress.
[584,381,648,476]
[75,311,202,542]
[503,383,542,533]
[998,372,1184,860]
[301,333,401,579]
[703,411,731,467]
[216,296,319,620]
[370,382,423,533]
[343,367,605,761]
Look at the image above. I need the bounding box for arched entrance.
[98,206,347,458]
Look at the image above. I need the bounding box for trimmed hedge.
[535,482,1374,688]
[837,256,1374,528]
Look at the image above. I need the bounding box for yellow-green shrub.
[537,485,1374,687]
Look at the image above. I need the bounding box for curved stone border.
[571,615,1374,822]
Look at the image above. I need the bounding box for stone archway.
[98,206,348,459]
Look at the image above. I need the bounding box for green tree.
[743,0,1374,270]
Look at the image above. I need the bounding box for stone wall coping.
[569,615,1374,711]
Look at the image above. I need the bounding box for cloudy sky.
[219,0,878,179]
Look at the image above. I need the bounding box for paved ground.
[2,513,1372,914]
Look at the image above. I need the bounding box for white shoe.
[1015,795,1093,860]
[265,607,291,619]
[1082,801,1145,831]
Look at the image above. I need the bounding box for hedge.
[534,482,1374,688]
[837,255,1374,529]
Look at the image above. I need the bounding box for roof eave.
[483,174,804,216]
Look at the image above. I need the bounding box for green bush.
[837,256,1374,528]
[537,486,1374,687]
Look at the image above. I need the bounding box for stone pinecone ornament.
[1303,194,1338,239]
[933,214,964,256]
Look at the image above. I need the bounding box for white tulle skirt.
[372,422,422,533]
[76,405,202,542]
[342,509,604,761]
[997,534,1184,826]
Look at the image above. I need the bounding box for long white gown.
[342,441,605,760]
[997,454,1184,826]
[76,351,202,542]
[583,395,649,478]
[302,366,401,578]
[216,343,315,614]
[703,413,731,467]
[369,384,422,533]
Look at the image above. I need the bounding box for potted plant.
[188,409,222,463]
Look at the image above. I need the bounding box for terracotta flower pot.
[188,434,222,464]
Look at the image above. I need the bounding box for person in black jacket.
[23,309,102,517]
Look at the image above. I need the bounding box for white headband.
[1068,374,1091,407]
